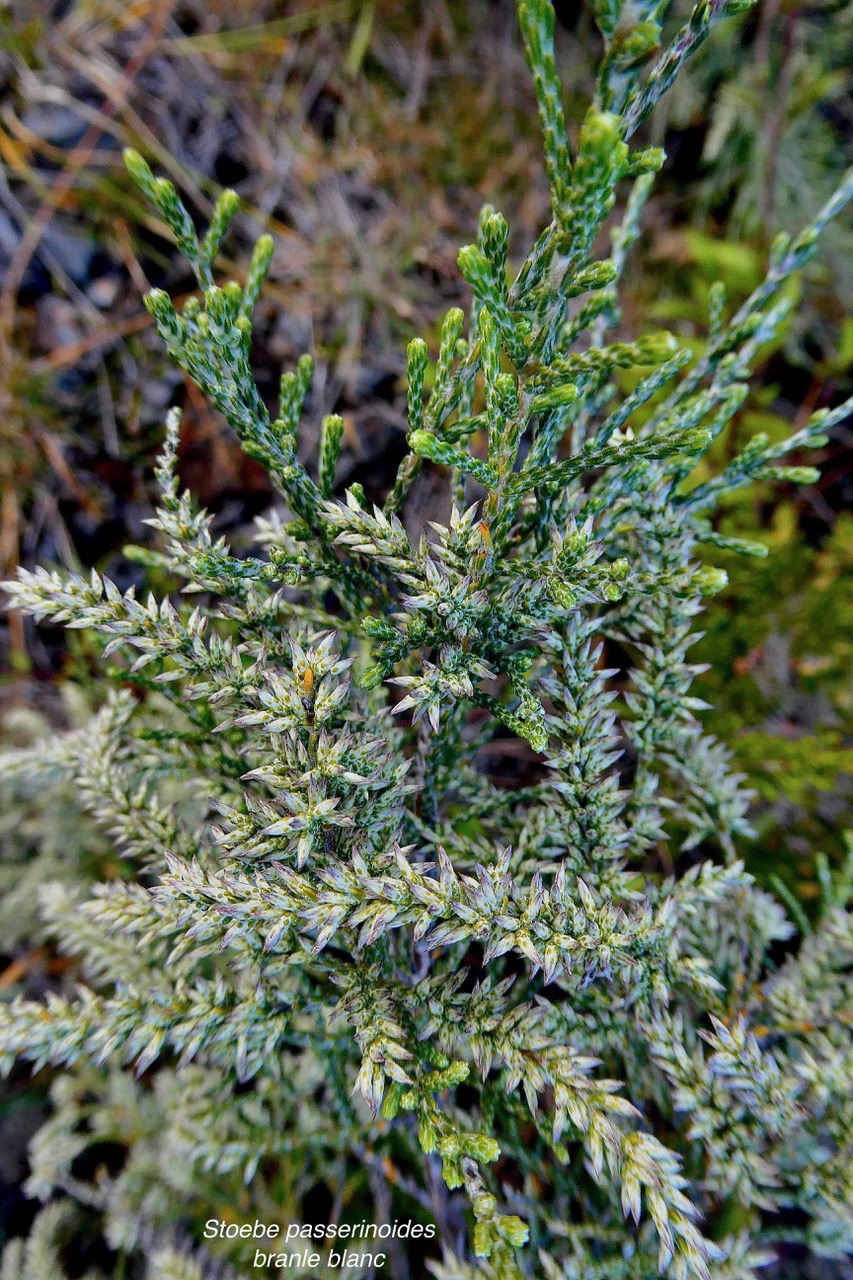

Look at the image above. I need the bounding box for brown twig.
[0,948,48,990]
[0,488,25,661]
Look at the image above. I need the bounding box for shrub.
[1,1,852,1277]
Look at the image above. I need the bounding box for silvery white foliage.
[0,694,112,946]
[1,0,852,1277]
[0,1203,102,1280]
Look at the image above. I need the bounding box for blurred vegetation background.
[0,0,851,1270]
